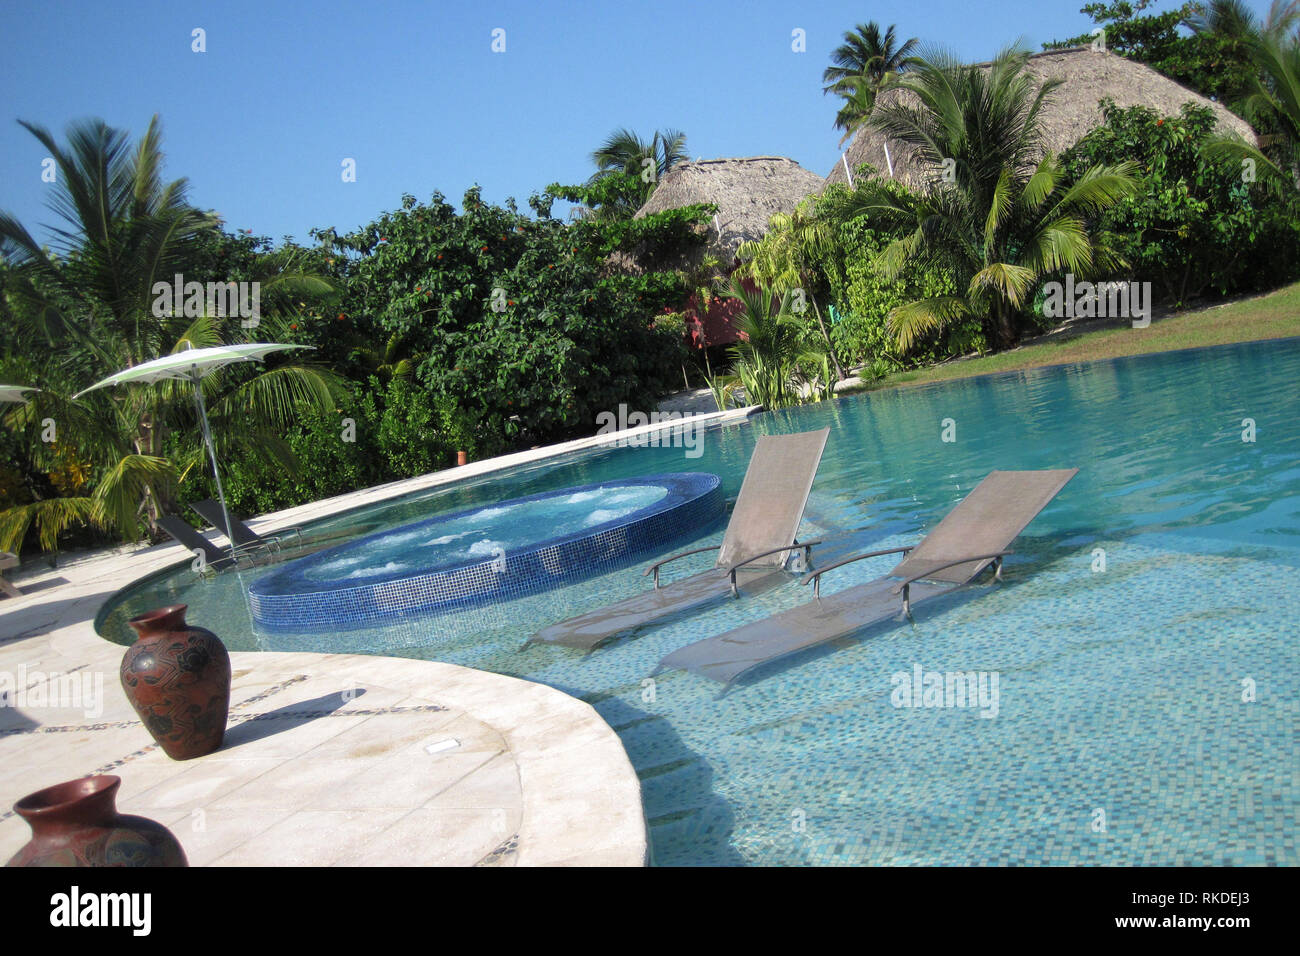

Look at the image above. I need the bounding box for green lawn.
[848,282,1300,395]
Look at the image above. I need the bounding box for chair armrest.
[725,539,824,573]
[261,526,304,546]
[643,545,722,588]
[802,546,915,597]
[888,551,1014,593]
[723,539,824,597]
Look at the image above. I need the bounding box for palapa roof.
[825,47,1259,190]
[632,156,825,262]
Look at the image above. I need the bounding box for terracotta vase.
[457,450,468,466]
[121,604,230,760]
[6,775,187,867]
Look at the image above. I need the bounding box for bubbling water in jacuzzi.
[301,484,669,581]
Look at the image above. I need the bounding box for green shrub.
[829,218,968,368]
[1061,100,1300,307]
[325,187,704,449]
[178,394,385,518]
[369,378,453,477]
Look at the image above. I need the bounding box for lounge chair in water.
[525,427,831,651]
[156,515,234,572]
[654,468,1078,689]
[190,499,302,558]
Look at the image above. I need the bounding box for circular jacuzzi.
[248,472,724,633]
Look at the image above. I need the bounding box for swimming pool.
[98,338,1300,865]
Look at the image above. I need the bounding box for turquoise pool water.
[99,338,1300,865]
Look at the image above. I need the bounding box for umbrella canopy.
[0,385,38,404]
[71,344,312,565]
[71,343,308,397]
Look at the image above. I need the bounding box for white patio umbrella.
[0,385,39,404]
[72,344,310,551]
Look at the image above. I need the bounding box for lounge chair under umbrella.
[190,499,302,556]
[155,515,233,572]
[526,427,831,651]
[72,343,310,562]
[654,468,1078,689]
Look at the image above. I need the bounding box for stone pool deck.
[0,405,760,866]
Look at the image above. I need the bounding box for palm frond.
[969,263,1036,308]
[213,364,340,429]
[92,454,175,540]
[0,497,103,553]
[887,296,970,351]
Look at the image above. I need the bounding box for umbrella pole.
[192,379,236,557]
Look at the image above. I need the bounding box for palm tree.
[823,22,919,141]
[830,49,1140,351]
[0,116,340,551]
[716,274,809,410]
[736,197,845,379]
[583,128,689,220]
[831,77,882,145]
[1193,2,1300,184]
[1186,0,1297,39]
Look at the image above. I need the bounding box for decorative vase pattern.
[6,775,187,867]
[121,604,231,760]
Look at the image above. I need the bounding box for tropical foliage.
[0,117,340,551]
[316,187,701,450]
[711,274,832,410]
[826,198,969,369]
[579,128,689,220]
[1187,1,1300,187]
[827,49,1140,351]
[736,197,845,379]
[1062,100,1300,305]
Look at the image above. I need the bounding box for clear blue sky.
[0,0,1274,246]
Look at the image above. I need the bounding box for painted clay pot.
[121,604,231,760]
[6,775,187,867]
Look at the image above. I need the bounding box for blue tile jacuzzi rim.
[253,471,719,590]
[247,472,725,633]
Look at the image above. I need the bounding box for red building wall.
[681,272,756,349]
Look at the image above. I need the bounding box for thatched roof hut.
[632,156,825,263]
[825,47,1258,190]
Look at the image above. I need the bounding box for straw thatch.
[631,156,825,264]
[825,47,1259,191]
